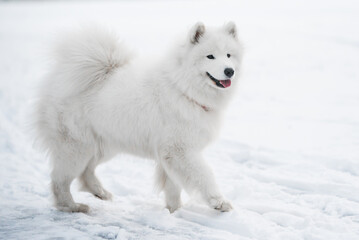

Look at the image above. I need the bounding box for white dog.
[35,22,243,213]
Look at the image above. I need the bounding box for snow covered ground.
[1,0,359,239]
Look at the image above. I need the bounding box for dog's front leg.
[160,151,232,212]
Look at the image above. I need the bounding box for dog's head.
[188,22,241,90]
[173,22,243,110]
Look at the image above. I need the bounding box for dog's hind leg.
[50,141,92,213]
[155,164,182,213]
[79,157,112,200]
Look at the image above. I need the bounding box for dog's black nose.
[224,68,234,78]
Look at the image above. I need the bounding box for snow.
[1,0,359,239]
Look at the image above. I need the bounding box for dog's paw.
[57,203,90,213]
[209,198,233,212]
[94,189,113,201]
[166,202,182,213]
[74,203,90,213]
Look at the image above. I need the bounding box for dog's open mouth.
[206,72,231,88]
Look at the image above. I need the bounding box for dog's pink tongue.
[220,80,231,88]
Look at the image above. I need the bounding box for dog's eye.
[227,54,231,58]
[206,55,215,59]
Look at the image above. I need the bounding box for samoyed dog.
[35,22,243,213]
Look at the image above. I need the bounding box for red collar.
[184,95,210,112]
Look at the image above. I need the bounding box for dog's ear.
[189,22,205,44]
[224,21,237,39]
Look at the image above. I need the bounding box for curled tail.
[51,26,133,96]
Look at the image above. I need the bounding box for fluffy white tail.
[50,26,133,96]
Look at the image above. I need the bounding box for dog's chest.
[173,111,221,149]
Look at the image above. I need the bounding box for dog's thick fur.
[35,22,243,213]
